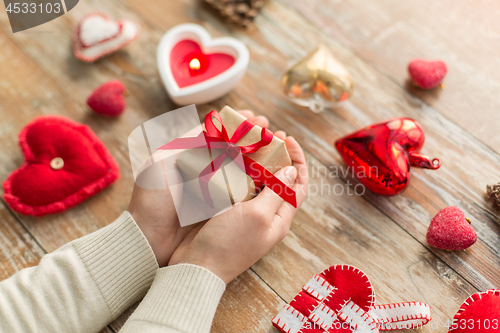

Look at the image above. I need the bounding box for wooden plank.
[0,0,178,144]
[93,0,500,294]
[212,270,285,333]
[218,2,500,290]
[281,0,500,154]
[0,31,135,252]
[0,5,284,332]
[0,33,133,333]
[8,0,497,305]
[0,0,497,332]
[109,270,285,332]
[118,0,500,299]
[0,201,45,280]
[252,150,478,332]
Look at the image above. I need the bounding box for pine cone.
[487,183,500,206]
[205,0,267,27]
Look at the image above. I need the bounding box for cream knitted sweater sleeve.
[0,211,226,333]
[119,264,226,333]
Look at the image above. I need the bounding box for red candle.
[170,40,235,88]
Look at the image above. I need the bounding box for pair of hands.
[127,111,308,284]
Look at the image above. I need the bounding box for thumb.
[250,166,298,214]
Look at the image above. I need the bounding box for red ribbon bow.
[158,110,297,208]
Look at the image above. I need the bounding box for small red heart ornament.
[3,116,120,216]
[73,13,140,63]
[426,206,477,251]
[449,290,500,333]
[408,59,447,89]
[170,40,235,88]
[87,80,127,116]
[335,118,441,196]
[272,265,431,332]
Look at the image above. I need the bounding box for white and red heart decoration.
[73,13,140,63]
[449,290,500,333]
[272,265,431,332]
[157,23,249,105]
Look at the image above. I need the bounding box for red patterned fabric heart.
[3,116,120,216]
[272,265,431,332]
[335,118,441,196]
[449,290,500,333]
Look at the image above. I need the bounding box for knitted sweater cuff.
[129,263,226,333]
[72,211,158,318]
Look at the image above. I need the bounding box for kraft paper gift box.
[176,106,292,211]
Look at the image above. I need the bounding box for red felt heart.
[335,118,441,196]
[87,80,127,116]
[170,40,235,88]
[408,59,447,90]
[449,290,500,333]
[3,116,120,216]
[427,206,477,251]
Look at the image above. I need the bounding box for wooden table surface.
[1,0,500,332]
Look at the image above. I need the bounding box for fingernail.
[284,166,297,183]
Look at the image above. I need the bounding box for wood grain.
[228,0,500,291]
[0,0,498,332]
[253,150,478,332]
[0,19,134,252]
[0,201,45,280]
[282,0,500,153]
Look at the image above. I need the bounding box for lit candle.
[187,55,206,76]
[189,58,201,71]
[158,23,249,105]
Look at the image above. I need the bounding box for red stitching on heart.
[273,265,431,333]
[450,289,500,332]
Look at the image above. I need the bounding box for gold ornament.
[281,45,353,113]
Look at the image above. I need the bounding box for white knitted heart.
[79,15,121,47]
[73,13,140,62]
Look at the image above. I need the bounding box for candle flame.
[189,58,201,70]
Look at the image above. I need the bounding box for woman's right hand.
[168,134,308,284]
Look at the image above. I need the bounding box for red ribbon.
[158,110,297,208]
